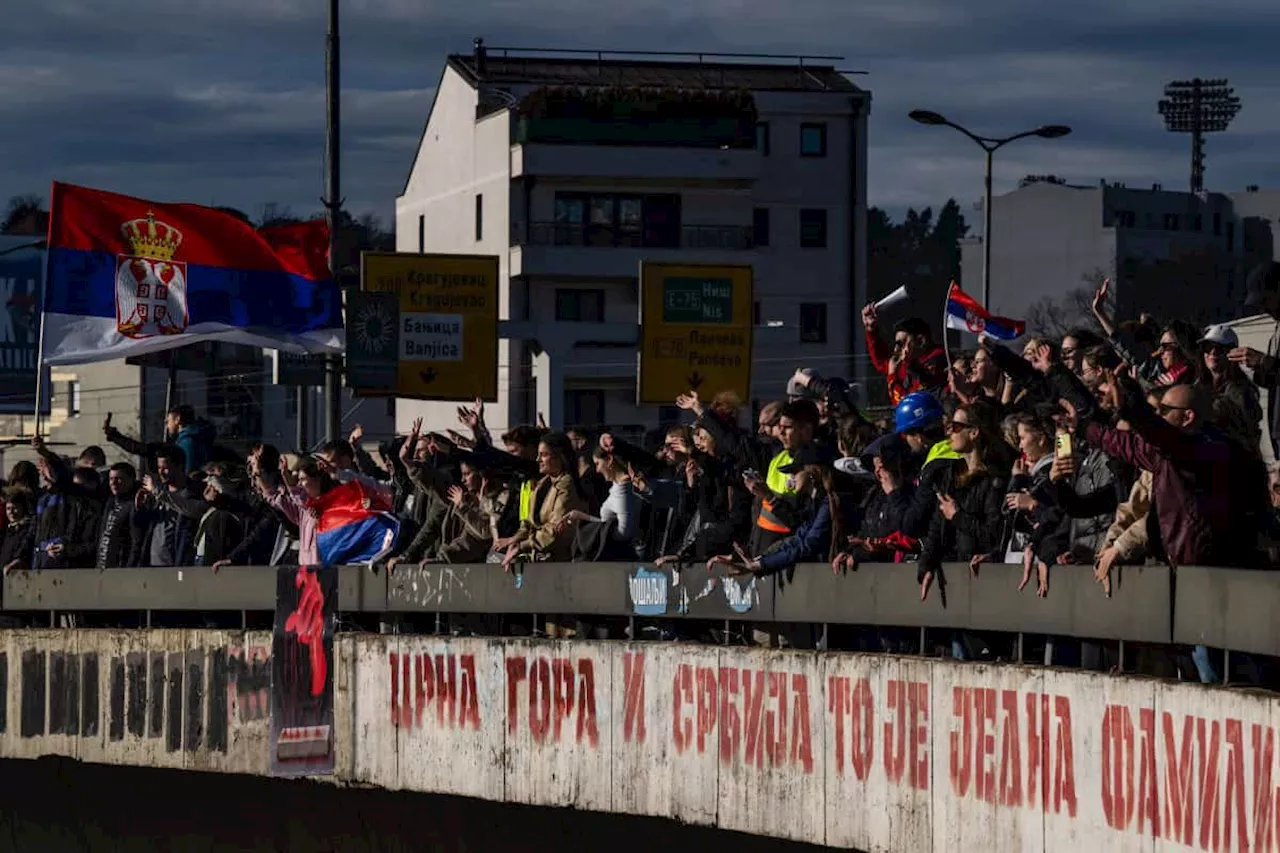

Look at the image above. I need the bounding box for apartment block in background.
[395,41,870,435]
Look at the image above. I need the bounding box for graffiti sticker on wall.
[271,564,338,777]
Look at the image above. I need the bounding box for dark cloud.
[1,0,1276,226]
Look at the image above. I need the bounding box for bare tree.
[2,194,46,234]
[258,202,300,228]
[1024,296,1072,339]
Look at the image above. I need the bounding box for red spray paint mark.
[622,652,645,744]
[284,566,326,696]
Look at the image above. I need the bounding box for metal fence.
[4,561,1275,657]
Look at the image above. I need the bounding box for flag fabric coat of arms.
[308,479,400,567]
[41,182,343,365]
[944,283,1026,340]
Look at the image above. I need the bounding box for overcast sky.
[3,0,1277,228]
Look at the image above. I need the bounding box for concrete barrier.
[4,561,1176,645]
[5,628,1280,850]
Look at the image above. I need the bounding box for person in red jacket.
[861,302,949,404]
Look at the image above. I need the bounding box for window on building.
[1213,212,1222,236]
[553,193,680,248]
[799,303,828,344]
[1193,214,1203,232]
[474,194,483,241]
[752,207,770,247]
[67,380,81,417]
[1163,213,1180,231]
[1115,209,1136,228]
[555,288,606,322]
[565,390,606,427]
[799,209,828,248]
[1226,220,1235,250]
[417,215,425,252]
[755,121,770,155]
[752,300,761,327]
[799,123,828,157]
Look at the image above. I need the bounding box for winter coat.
[95,491,145,568]
[917,461,1008,576]
[1085,403,1266,567]
[34,489,101,569]
[511,473,588,562]
[1101,470,1153,562]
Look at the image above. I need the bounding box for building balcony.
[509,222,755,278]
[511,142,761,183]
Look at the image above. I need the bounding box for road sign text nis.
[662,278,734,325]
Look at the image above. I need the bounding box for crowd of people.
[5,263,1280,678]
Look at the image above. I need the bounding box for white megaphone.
[873,284,910,312]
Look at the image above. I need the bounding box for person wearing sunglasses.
[916,400,1008,604]
[1196,324,1262,452]
[1067,381,1266,574]
[860,302,948,405]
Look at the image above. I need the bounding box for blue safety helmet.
[893,391,943,434]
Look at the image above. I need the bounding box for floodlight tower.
[1158,78,1242,193]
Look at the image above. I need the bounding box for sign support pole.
[322,0,342,443]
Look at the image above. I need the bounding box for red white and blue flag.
[944,282,1025,340]
[309,479,400,568]
[42,182,342,365]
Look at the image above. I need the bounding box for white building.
[1231,186,1280,274]
[395,42,870,435]
[961,180,1250,333]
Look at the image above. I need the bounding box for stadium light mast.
[1158,78,1241,193]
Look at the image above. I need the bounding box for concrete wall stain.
[12,642,273,755]
[19,650,45,739]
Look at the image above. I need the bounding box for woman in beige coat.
[501,432,587,569]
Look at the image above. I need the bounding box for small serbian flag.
[42,182,343,365]
[309,479,400,567]
[944,283,1025,340]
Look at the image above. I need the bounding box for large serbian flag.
[944,282,1025,341]
[41,182,343,365]
[308,479,400,567]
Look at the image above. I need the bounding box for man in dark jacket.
[95,462,144,568]
[1076,382,1265,568]
[134,445,205,567]
[31,452,101,570]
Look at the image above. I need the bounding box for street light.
[908,110,1072,310]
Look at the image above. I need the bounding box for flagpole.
[942,281,954,389]
[32,234,52,438]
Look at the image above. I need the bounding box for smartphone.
[1055,432,1073,459]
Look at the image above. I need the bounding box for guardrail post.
[1016,633,1024,664]
[1118,639,1125,672]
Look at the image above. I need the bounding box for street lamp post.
[908,110,1071,310]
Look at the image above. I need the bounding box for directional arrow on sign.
[686,371,706,390]
[419,368,438,384]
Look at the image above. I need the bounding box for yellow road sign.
[359,252,499,401]
[637,262,753,405]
